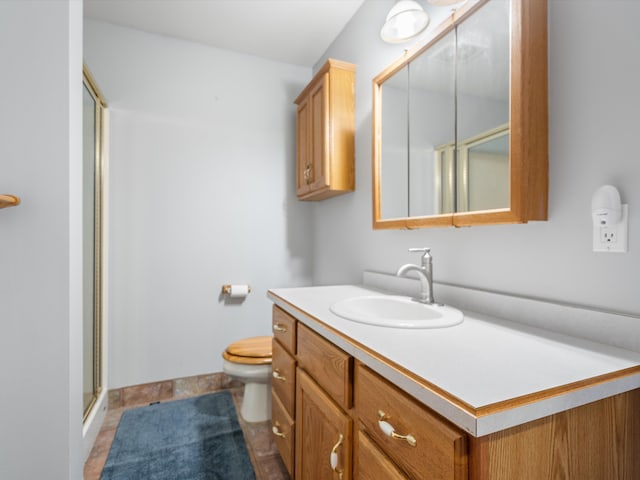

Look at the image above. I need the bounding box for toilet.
[222,336,272,422]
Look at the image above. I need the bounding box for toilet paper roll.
[228,284,250,298]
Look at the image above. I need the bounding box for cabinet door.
[296,369,352,480]
[308,73,330,193]
[296,95,312,196]
[357,430,408,480]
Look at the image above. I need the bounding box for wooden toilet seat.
[222,336,272,365]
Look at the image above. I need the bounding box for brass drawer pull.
[272,369,287,382]
[377,410,417,447]
[330,433,344,480]
[304,164,312,184]
[272,323,287,333]
[272,424,286,439]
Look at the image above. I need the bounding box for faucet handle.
[408,247,431,265]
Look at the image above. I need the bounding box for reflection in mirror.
[456,0,510,142]
[456,0,510,212]
[409,29,456,217]
[380,65,409,219]
[378,30,456,220]
[463,126,509,211]
[439,124,509,212]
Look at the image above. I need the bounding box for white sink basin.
[329,295,464,329]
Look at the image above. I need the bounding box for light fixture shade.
[381,0,430,44]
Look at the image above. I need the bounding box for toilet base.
[240,382,272,423]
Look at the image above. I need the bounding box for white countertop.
[268,284,640,436]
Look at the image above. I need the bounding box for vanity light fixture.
[381,0,430,44]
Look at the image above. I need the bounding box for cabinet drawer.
[272,305,296,354]
[272,338,296,415]
[355,364,467,480]
[272,392,295,478]
[297,323,352,410]
[357,430,408,480]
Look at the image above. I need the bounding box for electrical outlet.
[593,204,628,253]
[600,227,616,243]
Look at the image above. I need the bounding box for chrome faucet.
[396,247,435,304]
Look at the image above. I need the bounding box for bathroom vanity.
[268,284,640,480]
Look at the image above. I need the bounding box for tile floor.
[84,373,290,480]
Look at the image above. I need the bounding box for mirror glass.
[380,64,409,219]
[456,0,510,211]
[379,31,456,219]
[374,0,513,226]
[456,124,509,212]
[409,30,456,217]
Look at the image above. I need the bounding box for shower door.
[82,66,106,421]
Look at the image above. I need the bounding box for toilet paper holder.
[221,284,252,295]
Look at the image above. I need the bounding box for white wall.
[0,1,83,479]
[82,0,640,392]
[312,0,640,317]
[84,21,314,388]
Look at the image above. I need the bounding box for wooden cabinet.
[469,388,640,479]
[271,307,463,480]
[372,0,548,229]
[271,307,354,479]
[272,339,295,414]
[271,306,297,477]
[355,363,468,480]
[270,304,640,479]
[272,305,296,353]
[297,323,352,410]
[296,369,353,480]
[294,59,355,201]
[356,430,408,480]
[272,392,295,474]
[295,323,353,479]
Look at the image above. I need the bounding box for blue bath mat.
[101,391,255,480]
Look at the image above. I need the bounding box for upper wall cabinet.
[295,59,356,201]
[372,0,548,229]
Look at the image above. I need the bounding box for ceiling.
[84,0,366,68]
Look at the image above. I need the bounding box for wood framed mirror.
[372,0,547,229]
